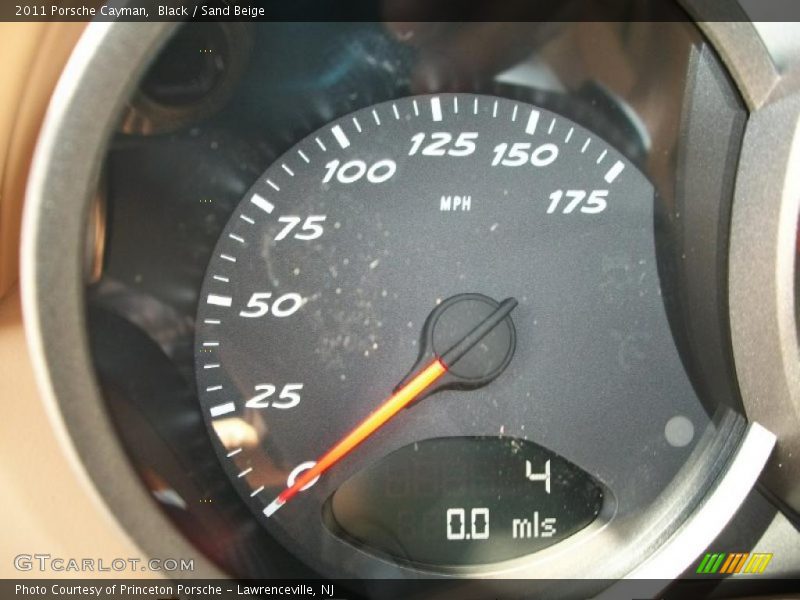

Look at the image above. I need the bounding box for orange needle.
[264,296,517,518]
[264,358,447,517]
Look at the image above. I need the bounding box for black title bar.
[3,0,800,23]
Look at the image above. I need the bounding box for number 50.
[239,292,303,318]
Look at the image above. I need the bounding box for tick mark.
[250,194,274,214]
[332,124,350,149]
[430,97,442,122]
[605,160,624,183]
[207,294,232,307]
[210,402,235,417]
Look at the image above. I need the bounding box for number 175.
[546,189,608,214]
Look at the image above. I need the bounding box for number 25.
[245,383,303,409]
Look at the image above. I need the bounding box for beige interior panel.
[0,289,151,578]
[0,24,152,579]
[0,23,85,300]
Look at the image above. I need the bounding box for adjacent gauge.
[195,93,709,576]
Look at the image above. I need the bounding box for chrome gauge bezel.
[20,12,793,591]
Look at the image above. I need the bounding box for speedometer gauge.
[195,93,709,575]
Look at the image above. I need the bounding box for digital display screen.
[327,437,605,566]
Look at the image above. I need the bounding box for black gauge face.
[195,93,709,575]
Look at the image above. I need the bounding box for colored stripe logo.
[696,552,773,574]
